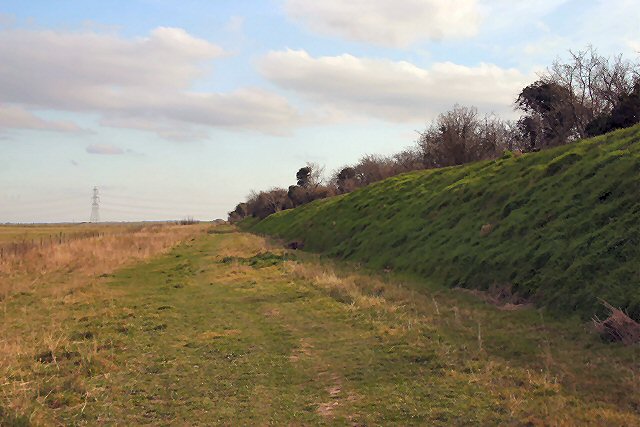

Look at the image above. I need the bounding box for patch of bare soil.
[289,338,313,362]
[316,373,343,418]
[455,284,532,311]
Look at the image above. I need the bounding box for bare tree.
[519,46,640,145]
[418,105,520,165]
[296,162,325,188]
[392,148,423,173]
[244,188,292,219]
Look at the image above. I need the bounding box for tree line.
[229,47,640,222]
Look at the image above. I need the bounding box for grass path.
[2,227,639,425]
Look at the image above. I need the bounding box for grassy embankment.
[1,226,639,425]
[252,124,640,321]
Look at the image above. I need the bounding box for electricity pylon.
[89,187,100,223]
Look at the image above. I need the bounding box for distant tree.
[546,47,638,135]
[287,185,307,207]
[516,115,543,151]
[335,167,358,194]
[517,46,640,146]
[288,163,333,206]
[309,185,334,201]
[296,162,325,188]
[610,83,640,127]
[418,105,475,167]
[515,81,576,149]
[227,202,248,223]
[353,154,396,185]
[392,148,423,173]
[296,166,312,187]
[586,82,640,136]
[331,149,423,195]
[418,105,520,165]
[245,188,292,219]
[478,114,525,154]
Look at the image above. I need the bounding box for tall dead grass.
[284,261,409,313]
[0,224,206,301]
[593,301,640,345]
[214,232,277,259]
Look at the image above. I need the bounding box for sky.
[0,0,639,223]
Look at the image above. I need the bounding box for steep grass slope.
[252,125,640,320]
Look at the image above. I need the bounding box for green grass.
[251,124,640,321]
[2,228,639,425]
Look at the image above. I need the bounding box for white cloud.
[0,27,300,138]
[0,104,83,133]
[283,0,480,47]
[86,143,124,155]
[260,49,531,123]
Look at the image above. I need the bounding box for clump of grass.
[593,300,640,345]
[0,405,30,426]
[215,232,275,259]
[286,261,400,312]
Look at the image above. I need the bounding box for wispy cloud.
[86,143,125,155]
[0,104,84,133]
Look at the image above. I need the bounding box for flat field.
[1,225,639,425]
[0,223,131,243]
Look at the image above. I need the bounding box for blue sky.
[0,0,639,222]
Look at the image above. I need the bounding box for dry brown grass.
[285,261,400,312]
[593,301,640,345]
[0,223,205,301]
[0,223,209,423]
[479,223,494,236]
[213,232,277,259]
